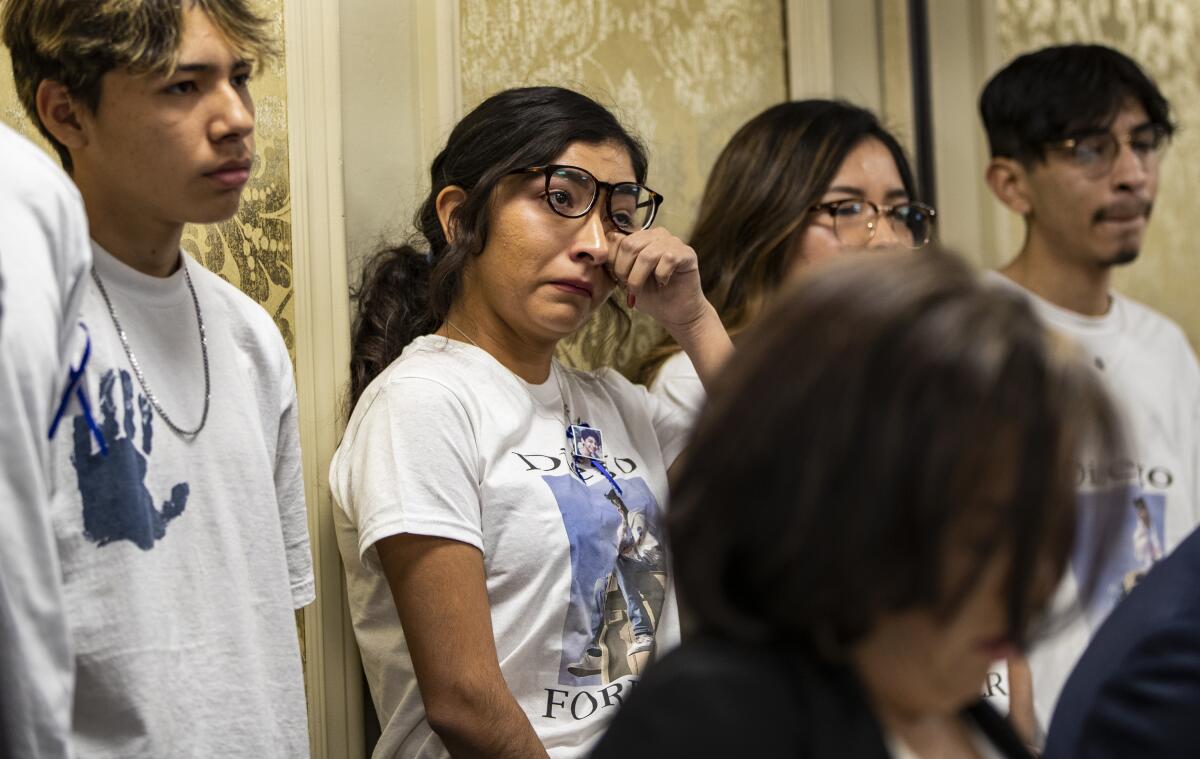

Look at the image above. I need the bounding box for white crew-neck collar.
[984,269,1122,337]
[411,333,563,408]
[90,240,189,308]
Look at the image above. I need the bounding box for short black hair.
[580,429,601,445]
[980,44,1175,163]
[669,249,1124,653]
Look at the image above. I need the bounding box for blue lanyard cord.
[47,323,108,456]
[590,458,624,496]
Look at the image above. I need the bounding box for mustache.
[1093,198,1153,223]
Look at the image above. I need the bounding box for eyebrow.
[173,59,253,74]
[1069,119,1154,138]
[825,185,910,201]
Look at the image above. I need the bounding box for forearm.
[378,535,550,758]
[666,302,732,391]
[428,684,549,759]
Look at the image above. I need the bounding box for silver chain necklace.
[90,261,211,437]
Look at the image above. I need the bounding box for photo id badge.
[569,424,605,461]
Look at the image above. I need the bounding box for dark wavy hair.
[347,86,648,413]
[981,43,1175,164]
[670,249,1124,654]
[634,99,918,385]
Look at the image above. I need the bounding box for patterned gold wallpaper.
[0,2,295,359]
[459,0,788,370]
[997,0,1200,347]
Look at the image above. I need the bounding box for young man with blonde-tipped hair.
[2,2,314,755]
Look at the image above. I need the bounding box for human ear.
[435,185,468,244]
[35,79,88,154]
[985,158,1033,217]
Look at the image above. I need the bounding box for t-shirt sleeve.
[650,352,706,424]
[622,371,693,471]
[339,376,482,573]
[54,178,91,360]
[273,341,315,609]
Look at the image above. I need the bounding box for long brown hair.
[633,100,918,385]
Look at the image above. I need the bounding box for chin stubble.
[1105,249,1140,267]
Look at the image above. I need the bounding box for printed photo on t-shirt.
[569,425,605,461]
[541,473,667,687]
[1071,487,1166,626]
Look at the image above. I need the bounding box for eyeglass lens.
[1069,125,1168,176]
[546,167,656,233]
[830,201,934,249]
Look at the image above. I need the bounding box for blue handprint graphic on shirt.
[71,369,189,550]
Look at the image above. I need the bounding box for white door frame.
[286,1,462,756]
[285,1,359,756]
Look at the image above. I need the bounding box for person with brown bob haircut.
[594,250,1123,759]
[2,1,314,755]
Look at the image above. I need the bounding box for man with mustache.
[2,2,314,756]
[979,43,1200,751]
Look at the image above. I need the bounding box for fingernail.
[627,292,636,309]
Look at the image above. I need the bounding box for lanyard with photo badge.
[566,421,624,496]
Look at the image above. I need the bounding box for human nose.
[867,208,903,249]
[210,82,255,142]
[569,203,611,265]
[1110,138,1149,189]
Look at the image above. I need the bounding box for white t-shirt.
[0,123,90,759]
[982,272,1200,731]
[49,243,315,758]
[331,335,690,759]
[648,348,705,422]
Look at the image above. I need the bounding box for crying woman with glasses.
[635,99,936,418]
[329,86,732,759]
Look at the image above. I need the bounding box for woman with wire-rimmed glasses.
[634,99,936,415]
[329,86,731,759]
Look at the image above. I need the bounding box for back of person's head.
[1,0,276,171]
[670,249,1122,654]
[980,43,1174,164]
[348,86,647,412]
[634,99,917,384]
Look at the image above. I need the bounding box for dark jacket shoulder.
[592,636,1029,758]
[1045,529,1200,759]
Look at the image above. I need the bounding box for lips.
[205,159,252,189]
[1095,199,1151,224]
[550,279,594,298]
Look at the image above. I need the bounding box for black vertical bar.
[908,0,937,208]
